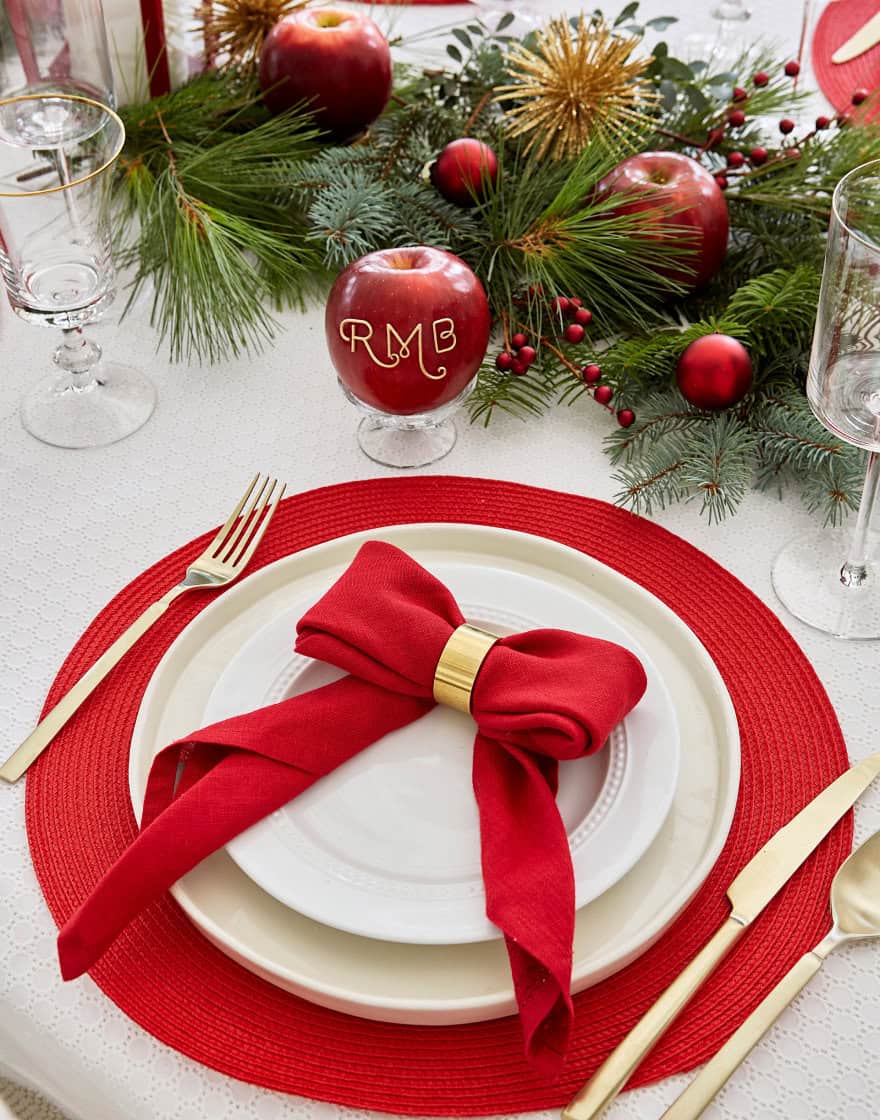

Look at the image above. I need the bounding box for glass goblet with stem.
[0,94,155,448]
[772,159,880,639]
[0,0,115,145]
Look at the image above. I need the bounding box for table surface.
[2,3,880,1119]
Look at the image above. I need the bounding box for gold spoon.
[660,829,880,1120]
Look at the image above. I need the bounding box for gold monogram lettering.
[338,315,458,381]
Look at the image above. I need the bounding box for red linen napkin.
[56,541,647,1079]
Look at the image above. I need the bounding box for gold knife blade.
[832,13,880,63]
[563,750,880,1120]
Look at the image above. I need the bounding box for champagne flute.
[772,159,880,639]
[0,93,156,448]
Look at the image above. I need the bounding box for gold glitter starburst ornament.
[496,15,656,162]
[199,0,308,69]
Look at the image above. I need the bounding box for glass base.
[772,528,880,640]
[20,363,157,449]
[357,416,457,469]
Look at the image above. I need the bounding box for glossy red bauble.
[259,9,392,139]
[676,334,753,410]
[326,246,491,416]
[596,151,729,292]
[431,139,498,207]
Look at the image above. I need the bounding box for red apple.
[596,152,729,291]
[431,139,498,207]
[259,9,392,139]
[326,247,491,415]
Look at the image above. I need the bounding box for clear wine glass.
[0,93,156,448]
[0,0,115,146]
[772,159,880,639]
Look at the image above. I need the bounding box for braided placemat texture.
[25,477,850,1116]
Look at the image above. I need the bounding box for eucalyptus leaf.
[495,11,514,30]
[614,1,639,25]
[646,16,677,29]
[446,43,462,62]
[452,28,472,48]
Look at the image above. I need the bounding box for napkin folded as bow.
[57,540,647,1078]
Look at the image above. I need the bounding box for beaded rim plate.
[198,559,679,944]
[128,523,740,1024]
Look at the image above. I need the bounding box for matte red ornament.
[779,118,795,134]
[749,147,768,165]
[784,60,801,77]
[852,87,870,105]
[496,352,513,372]
[815,115,832,129]
[431,139,498,207]
[511,332,528,349]
[582,363,602,383]
[676,334,753,410]
[617,408,636,427]
[573,308,593,325]
[728,109,746,127]
[260,10,392,139]
[726,150,745,168]
[714,174,728,190]
[518,345,537,366]
[564,323,585,344]
[594,384,613,405]
[326,246,490,415]
[732,86,749,101]
[753,70,769,86]
[553,296,571,315]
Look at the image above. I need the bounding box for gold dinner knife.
[562,750,880,1120]
[832,13,880,63]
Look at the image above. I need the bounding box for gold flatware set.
[0,473,285,784]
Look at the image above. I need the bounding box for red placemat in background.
[25,477,851,1116]
[813,0,880,114]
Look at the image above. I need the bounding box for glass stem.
[841,451,880,587]
[54,327,102,391]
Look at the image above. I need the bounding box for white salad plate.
[129,523,740,1025]
[199,559,680,944]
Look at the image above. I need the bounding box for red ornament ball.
[676,334,753,410]
[617,409,636,428]
[728,109,746,127]
[733,86,749,102]
[852,88,870,106]
[815,115,832,130]
[260,10,392,139]
[594,384,613,405]
[564,323,586,344]
[511,331,528,349]
[749,146,768,165]
[553,296,571,315]
[431,139,498,207]
[784,60,801,77]
[511,359,527,376]
[726,150,745,168]
[582,363,602,383]
[518,345,537,366]
[753,71,769,87]
[569,297,582,307]
[573,307,593,325]
[779,118,795,134]
[714,174,728,190]
[495,351,513,372]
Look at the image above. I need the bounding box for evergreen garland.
[111,4,880,522]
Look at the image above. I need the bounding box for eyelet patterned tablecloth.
[1,3,880,1119]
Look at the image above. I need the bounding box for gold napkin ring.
[433,624,499,715]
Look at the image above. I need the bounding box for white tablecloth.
[2,3,879,1117]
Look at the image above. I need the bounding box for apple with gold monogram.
[326,246,491,467]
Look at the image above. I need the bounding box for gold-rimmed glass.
[0,93,156,448]
[772,159,880,638]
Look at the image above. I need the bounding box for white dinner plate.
[201,561,680,944]
[129,523,740,1025]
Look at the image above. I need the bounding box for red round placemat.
[812,0,880,116]
[26,476,850,1116]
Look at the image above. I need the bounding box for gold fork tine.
[205,473,260,556]
[230,481,286,570]
[225,478,278,567]
[215,475,270,562]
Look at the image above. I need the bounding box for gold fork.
[0,473,286,784]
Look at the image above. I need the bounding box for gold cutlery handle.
[659,949,824,1120]
[563,916,746,1120]
[0,588,181,784]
